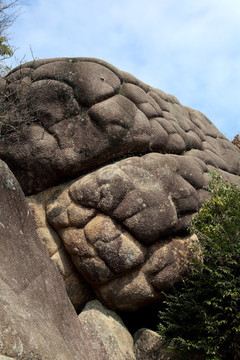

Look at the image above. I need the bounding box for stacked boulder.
[0,58,240,359]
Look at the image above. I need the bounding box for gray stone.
[1,57,239,195]
[78,300,136,360]
[1,57,240,313]
[0,160,100,360]
[134,328,172,360]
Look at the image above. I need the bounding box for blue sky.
[5,0,240,140]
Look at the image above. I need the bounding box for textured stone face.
[1,57,240,311]
[134,328,172,360]
[0,160,101,360]
[1,57,240,195]
[78,300,135,360]
[41,153,205,310]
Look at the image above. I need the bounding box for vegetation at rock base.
[158,172,240,360]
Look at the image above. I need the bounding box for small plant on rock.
[232,134,240,150]
[158,172,240,360]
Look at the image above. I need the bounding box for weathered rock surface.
[134,328,172,360]
[1,57,240,313]
[78,300,135,360]
[1,57,240,195]
[0,160,102,360]
[26,186,94,312]
[28,170,200,310]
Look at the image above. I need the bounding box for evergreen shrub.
[158,172,240,360]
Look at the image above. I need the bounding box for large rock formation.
[0,160,102,359]
[1,58,240,314]
[1,58,240,194]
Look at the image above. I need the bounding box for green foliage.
[0,0,20,73]
[158,172,240,360]
[0,35,12,56]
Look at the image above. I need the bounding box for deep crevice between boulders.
[117,301,164,335]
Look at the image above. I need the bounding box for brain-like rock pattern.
[1,57,240,311]
[1,57,240,194]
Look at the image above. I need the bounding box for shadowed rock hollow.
[1,58,240,313]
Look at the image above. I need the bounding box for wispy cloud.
[6,0,240,139]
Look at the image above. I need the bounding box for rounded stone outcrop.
[78,300,136,360]
[28,152,208,310]
[1,57,239,195]
[1,57,240,312]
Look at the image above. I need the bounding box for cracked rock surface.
[1,57,240,194]
[1,57,240,311]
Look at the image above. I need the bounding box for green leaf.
[157,172,240,359]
